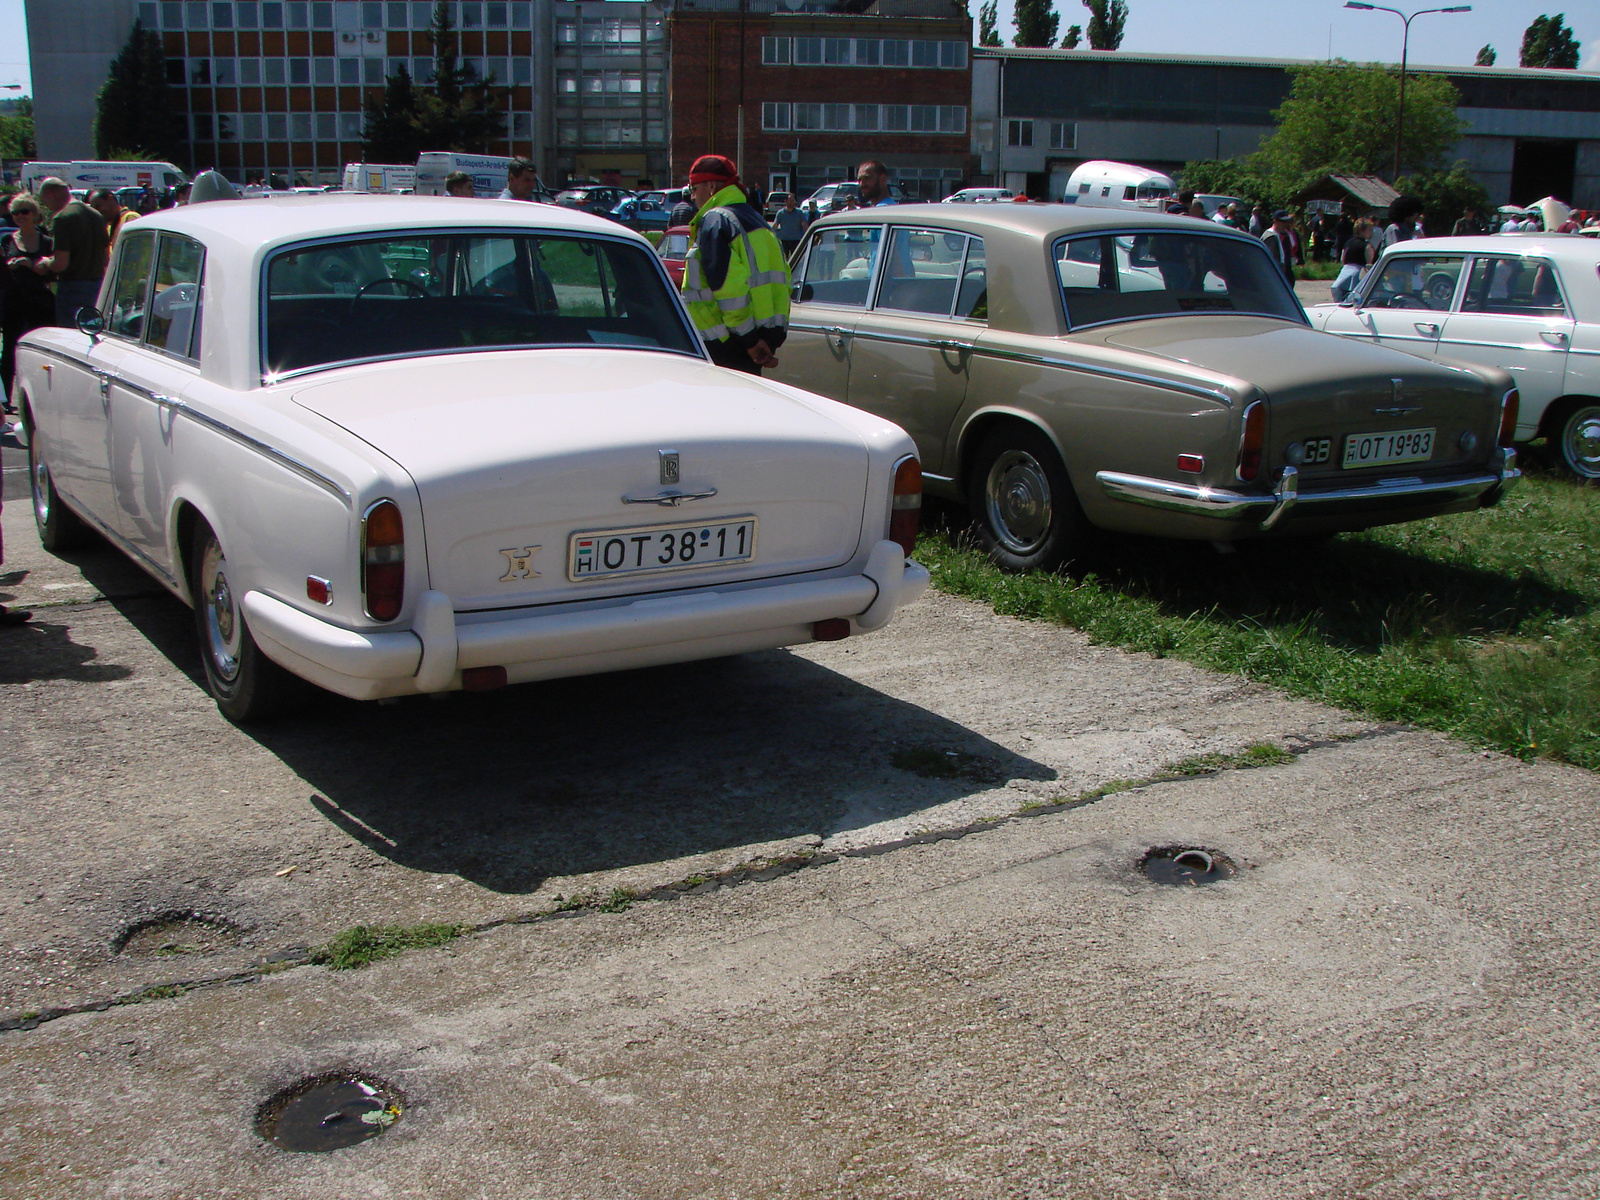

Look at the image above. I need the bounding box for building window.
[162,2,183,27]
[240,112,263,140]
[486,2,507,28]
[310,2,333,30]
[824,38,851,65]
[940,105,966,133]
[266,112,288,140]
[646,120,664,142]
[556,18,575,43]
[854,38,879,65]
[339,57,361,83]
[386,1,407,25]
[1007,119,1033,147]
[289,57,310,84]
[793,102,822,130]
[212,57,236,84]
[486,58,509,82]
[513,58,532,84]
[557,69,577,96]
[459,1,481,28]
[793,37,821,65]
[853,103,878,131]
[186,2,208,30]
[313,57,335,84]
[264,57,286,84]
[412,56,433,83]
[338,112,362,139]
[881,40,908,66]
[911,40,937,67]
[940,41,966,67]
[762,101,790,131]
[363,56,385,83]
[411,0,431,25]
[557,119,578,146]
[512,111,532,138]
[1048,121,1075,150]
[512,2,532,30]
[882,104,908,131]
[761,36,789,65]
[189,57,211,84]
[211,1,233,27]
[239,58,260,84]
[192,113,214,140]
[316,112,336,139]
[290,112,313,140]
[646,69,662,93]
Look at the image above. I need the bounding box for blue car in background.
[611,195,672,233]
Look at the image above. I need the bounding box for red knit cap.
[688,155,738,186]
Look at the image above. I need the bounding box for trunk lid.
[1100,319,1500,483]
[293,350,872,611]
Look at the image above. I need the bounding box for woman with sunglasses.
[2,192,57,406]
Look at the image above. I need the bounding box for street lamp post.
[1344,2,1471,180]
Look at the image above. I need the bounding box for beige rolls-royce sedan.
[770,204,1522,572]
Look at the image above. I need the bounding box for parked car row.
[24,194,1581,727]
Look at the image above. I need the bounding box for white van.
[1059,160,1175,210]
[413,152,516,198]
[22,160,187,194]
[341,162,417,193]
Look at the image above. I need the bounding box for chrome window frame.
[1456,253,1571,319]
[142,232,207,365]
[1354,250,1469,312]
[256,225,706,385]
[102,227,160,347]
[791,222,886,312]
[1051,227,1308,333]
[867,225,986,324]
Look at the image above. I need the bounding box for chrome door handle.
[96,371,112,397]
[1413,322,1439,336]
[1540,330,1569,346]
[933,339,971,351]
[621,487,718,506]
[824,325,850,350]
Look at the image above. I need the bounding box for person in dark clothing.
[668,187,696,229]
[1261,210,1298,285]
[1452,206,1484,237]
[38,178,107,327]
[1,192,56,404]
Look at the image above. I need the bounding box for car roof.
[1383,234,1600,261]
[115,193,639,257]
[806,202,1261,240]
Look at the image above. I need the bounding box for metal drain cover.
[1141,846,1236,886]
[257,1073,402,1153]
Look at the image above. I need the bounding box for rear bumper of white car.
[241,540,929,701]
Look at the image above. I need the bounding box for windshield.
[1054,230,1303,329]
[264,231,698,376]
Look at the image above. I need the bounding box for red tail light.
[1236,400,1266,483]
[1498,388,1519,448]
[889,455,921,558]
[362,499,405,622]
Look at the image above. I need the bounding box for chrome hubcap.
[30,445,49,526]
[200,538,242,682]
[985,450,1053,554]
[1564,408,1600,479]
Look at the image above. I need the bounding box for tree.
[1475,44,1496,66]
[1179,159,1277,208]
[1062,24,1082,48]
[363,2,508,159]
[0,97,34,161]
[978,0,1002,47]
[1012,0,1059,48]
[1082,0,1127,50]
[1520,14,1579,68]
[93,20,186,165]
[1394,163,1491,237]
[1254,60,1463,192]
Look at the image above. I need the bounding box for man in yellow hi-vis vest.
[680,155,790,375]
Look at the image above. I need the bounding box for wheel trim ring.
[985,450,1054,554]
[200,540,244,682]
[1563,408,1600,479]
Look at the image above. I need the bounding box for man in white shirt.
[498,158,545,201]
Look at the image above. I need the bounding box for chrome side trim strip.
[969,344,1236,407]
[1095,468,1508,519]
[172,403,353,507]
[63,492,182,593]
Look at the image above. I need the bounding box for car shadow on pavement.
[247,652,1055,894]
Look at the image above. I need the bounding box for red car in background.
[657,225,690,287]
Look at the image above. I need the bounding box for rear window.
[1054,230,1303,329]
[263,231,699,377]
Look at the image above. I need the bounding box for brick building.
[667,0,974,202]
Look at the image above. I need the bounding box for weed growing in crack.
[311,923,465,970]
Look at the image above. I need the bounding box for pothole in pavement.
[113,912,245,958]
[256,1072,404,1152]
[891,746,1004,783]
[1140,846,1237,887]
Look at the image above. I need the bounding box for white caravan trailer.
[22,161,188,193]
[340,162,417,193]
[413,152,516,197]
[1059,160,1175,209]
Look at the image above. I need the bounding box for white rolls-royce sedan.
[17,194,928,721]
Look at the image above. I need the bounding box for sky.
[0,0,1595,97]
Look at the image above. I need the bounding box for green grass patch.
[311,923,465,970]
[1294,261,1342,281]
[891,746,1004,783]
[919,465,1600,770]
[1168,744,1295,775]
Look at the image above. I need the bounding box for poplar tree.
[1520,14,1579,68]
[978,0,1002,47]
[1012,0,1060,48]
[1082,0,1127,50]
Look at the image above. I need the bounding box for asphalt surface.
[5,287,1597,1197]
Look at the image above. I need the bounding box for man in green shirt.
[38,178,108,327]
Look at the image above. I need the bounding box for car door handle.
[824,325,850,350]
[1413,322,1439,337]
[1540,330,1569,346]
[933,339,972,352]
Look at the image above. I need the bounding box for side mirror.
[75,306,104,340]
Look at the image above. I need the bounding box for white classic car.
[1308,235,1600,480]
[18,195,928,721]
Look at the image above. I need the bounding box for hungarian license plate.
[569,517,757,581]
[1342,427,1434,469]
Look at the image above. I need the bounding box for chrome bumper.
[240,540,929,700]
[1097,449,1519,532]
